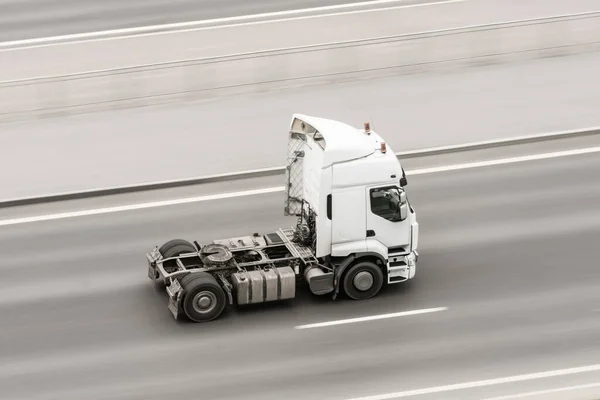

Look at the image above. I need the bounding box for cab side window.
[370,187,401,221]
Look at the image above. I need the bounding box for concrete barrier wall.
[1,11,599,121]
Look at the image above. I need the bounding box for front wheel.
[342,261,384,300]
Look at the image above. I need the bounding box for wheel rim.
[192,291,217,314]
[353,271,374,291]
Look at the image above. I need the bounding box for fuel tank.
[231,266,296,305]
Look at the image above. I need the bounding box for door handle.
[366,230,376,237]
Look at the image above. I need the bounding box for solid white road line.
[481,382,600,400]
[346,364,600,400]
[0,146,599,227]
[0,187,284,227]
[407,145,600,175]
[294,307,447,329]
[0,0,465,49]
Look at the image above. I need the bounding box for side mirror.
[399,203,408,221]
[400,167,408,186]
[396,189,408,221]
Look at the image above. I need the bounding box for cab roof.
[290,113,386,167]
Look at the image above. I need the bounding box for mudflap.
[166,279,183,320]
[167,294,181,320]
[148,264,158,282]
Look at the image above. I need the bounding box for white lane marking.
[294,307,447,329]
[407,146,600,175]
[0,0,465,50]
[346,364,600,400]
[481,382,600,400]
[1,146,599,227]
[0,187,284,227]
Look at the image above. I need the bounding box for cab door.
[365,185,411,253]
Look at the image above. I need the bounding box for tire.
[159,239,196,257]
[181,272,227,323]
[158,239,197,279]
[150,239,192,283]
[342,261,384,300]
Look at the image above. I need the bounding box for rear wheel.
[158,239,197,277]
[160,239,196,258]
[181,272,226,322]
[342,261,383,300]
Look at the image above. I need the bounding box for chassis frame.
[146,205,336,320]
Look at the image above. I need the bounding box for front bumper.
[387,250,418,283]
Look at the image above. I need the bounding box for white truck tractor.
[146,114,419,323]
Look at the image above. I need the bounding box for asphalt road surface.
[2,52,600,201]
[0,140,599,399]
[0,0,367,40]
[0,0,450,42]
[3,0,600,79]
[2,0,600,43]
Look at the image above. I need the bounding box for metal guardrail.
[0,11,599,120]
[1,126,598,208]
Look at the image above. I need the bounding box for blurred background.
[1,0,600,399]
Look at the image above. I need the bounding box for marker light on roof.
[364,122,371,134]
[380,142,387,153]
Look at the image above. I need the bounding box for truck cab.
[285,114,418,293]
